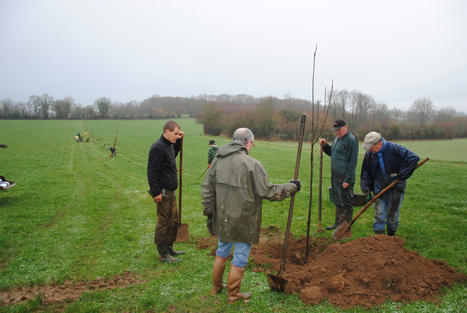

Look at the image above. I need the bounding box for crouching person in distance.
[202,128,300,303]
[360,131,419,236]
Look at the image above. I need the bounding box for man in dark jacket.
[147,120,185,263]
[360,131,419,236]
[202,128,300,303]
[319,119,359,230]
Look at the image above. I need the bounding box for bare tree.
[95,97,112,118]
[39,94,53,119]
[52,97,74,119]
[434,107,457,123]
[1,98,14,118]
[28,95,41,118]
[408,97,434,125]
[333,90,349,120]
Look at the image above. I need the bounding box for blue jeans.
[374,189,405,234]
[216,236,251,268]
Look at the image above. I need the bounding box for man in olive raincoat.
[202,128,300,303]
[319,119,358,230]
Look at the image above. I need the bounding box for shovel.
[176,138,190,242]
[333,157,429,241]
[268,113,306,292]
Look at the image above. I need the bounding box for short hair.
[163,120,180,132]
[232,128,254,144]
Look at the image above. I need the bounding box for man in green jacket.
[207,139,219,166]
[202,128,300,303]
[319,119,358,230]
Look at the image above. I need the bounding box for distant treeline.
[1,91,466,140]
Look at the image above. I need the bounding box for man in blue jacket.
[360,131,419,236]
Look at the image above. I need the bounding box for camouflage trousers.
[154,190,180,246]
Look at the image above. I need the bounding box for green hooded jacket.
[202,140,297,244]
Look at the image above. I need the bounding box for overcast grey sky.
[1,0,466,112]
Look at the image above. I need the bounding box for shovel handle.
[279,113,306,274]
[178,138,183,221]
[349,157,429,227]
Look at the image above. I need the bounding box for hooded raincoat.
[202,140,297,244]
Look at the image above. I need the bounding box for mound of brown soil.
[198,228,466,309]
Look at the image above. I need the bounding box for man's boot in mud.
[327,206,344,230]
[326,206,339,230]
[210,255,227,295]
[168,243,185,256]
[157,244,180,263]
[227,264,251,303]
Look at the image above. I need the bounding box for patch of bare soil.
[0,271,143,306]
[198,227,467,309]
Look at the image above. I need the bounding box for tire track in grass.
[0,138,88,287]
[66,142,156,277]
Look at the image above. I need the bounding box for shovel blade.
[267,273,288,292]
[333,222,352,241]
[175,223,189,242]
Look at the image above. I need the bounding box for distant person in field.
[360,131,419,236]
[109,146,117,157]
[147,120,185,263]
[319,119,358,231]
[202,128,300,303]
[207,139,219,167]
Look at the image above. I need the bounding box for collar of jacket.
[379,138,387,154]
[338,132,349,140]
[160,134,173,145]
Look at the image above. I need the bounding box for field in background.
[0,119,466,313]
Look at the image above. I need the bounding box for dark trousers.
[331,172,354,224]
[154,190,179,251]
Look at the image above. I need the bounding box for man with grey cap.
[202,128,300,303]
[319,119,358,230]
[360,131,419,235]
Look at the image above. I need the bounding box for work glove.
[290,179,301,192]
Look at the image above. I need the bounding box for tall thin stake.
[305,44,318,262]
[317,87,326,231]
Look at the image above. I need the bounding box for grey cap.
[363,131,382,150]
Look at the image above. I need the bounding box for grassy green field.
[0,119,466,313]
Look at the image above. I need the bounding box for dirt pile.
[0,271,143,306]
[197,227,466,309]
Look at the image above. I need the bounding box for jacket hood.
[215,140,247,158]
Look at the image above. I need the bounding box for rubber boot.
[227,264,251,303]
[387,229,396,236]
[168,243,185,256]
[326,206,340,230]
[327,206,344,230]
[157,244,180,263]
[210,255,227,295]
